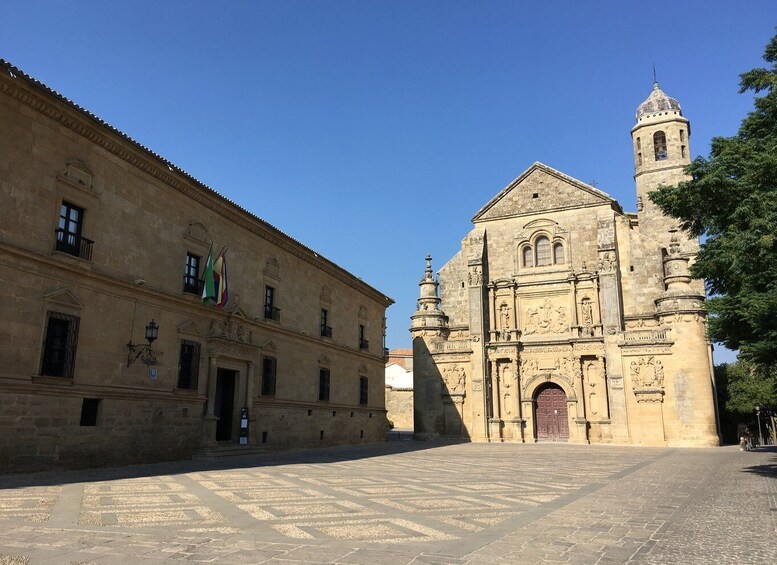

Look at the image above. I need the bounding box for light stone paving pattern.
[0,442,774,564]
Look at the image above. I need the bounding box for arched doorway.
[535,383,569,442]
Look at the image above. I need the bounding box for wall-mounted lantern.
[127,319,159,367]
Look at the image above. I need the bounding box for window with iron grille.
[320,309,332,337]
[261,356,277,396]
[319,368,330,401]
[55,201,93,260]
[177,340,200,389]
[183,253,201,294]
[40,311,80,378]
[359,376,368,405]
[264,286,280,321]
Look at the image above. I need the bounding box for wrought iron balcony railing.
[55,229,93,261]
[264,305,281,322]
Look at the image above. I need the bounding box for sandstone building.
[384,349,414,430]
[412,83,720,446]
[0,60,393,473]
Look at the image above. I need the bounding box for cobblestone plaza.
[0,442,774,564]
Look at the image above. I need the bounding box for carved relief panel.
[498,362,516,418]
[522,297,569,336]
[441,364,467,395]
[583,357,607,419]
[630,356,666,403]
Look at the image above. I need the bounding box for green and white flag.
[201,244,216,305]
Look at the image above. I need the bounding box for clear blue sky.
[4,2,773,363]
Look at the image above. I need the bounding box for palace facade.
[0,60,392,472]
[412,83,720,447]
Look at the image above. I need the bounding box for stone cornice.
[0,61,392,307]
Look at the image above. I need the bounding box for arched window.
[637,152,642,166]
[522,246,533,267]
[553,242,564,264]
[535,236,551,266]
[679,129,685,142]
[636,137,641,150]
[654,131,668,161]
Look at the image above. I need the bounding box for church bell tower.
[631,82,692,245]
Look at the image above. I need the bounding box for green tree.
[715,360,777,414]
[650,32,777,366]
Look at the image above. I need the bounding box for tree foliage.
[650,32,777,365]
[715,360,777,414]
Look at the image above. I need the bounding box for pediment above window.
[42,288,83,310]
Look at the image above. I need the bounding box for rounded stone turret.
[410,255,449,336]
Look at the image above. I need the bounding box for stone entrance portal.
[535,383,569,442]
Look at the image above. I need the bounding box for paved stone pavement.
[0,442,774,564]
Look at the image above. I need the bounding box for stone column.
[522,399,536,442]
[488,285,496,342]
[245,361,256,445]
[597,211,629,443]
[202,356,219,446]
[205,356,218,417]
[488,360,502,441]
[245,361,255,406]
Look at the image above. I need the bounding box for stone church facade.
[412,84,720,447]
[0,60,392,473]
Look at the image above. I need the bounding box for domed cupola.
[636,82,682,120]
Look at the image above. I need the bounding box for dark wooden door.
[215,369,236,441]
[535,385,569,441]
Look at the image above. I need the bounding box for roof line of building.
[0,59,393,306]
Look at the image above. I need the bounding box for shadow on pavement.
[0,438,463,490]
[740,445,777,478]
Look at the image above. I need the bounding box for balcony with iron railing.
[182,276,204,295]
[55,229,93,261]
[321,325,333,338]
[264,304,281,322]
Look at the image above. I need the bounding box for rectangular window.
[177,340,200,389]
[55,201,93,260]
[80,398,100,426]
[319,368,330,401]
[261,356,277,396]
[40,311,80,378]
[359,324,369,350]
[183,253,201,294]
[321,309,332,337]
[359,376,368,405]
[264,286,280,321]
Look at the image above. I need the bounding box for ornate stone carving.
[209,317,253,345]
[597,251,617,274]
[499,303,511,329]
[264,257,280,280]
[468,266,483,286]
[555,356,581,379]
[524,299,568,335]
[442,365,467,393]
[521,358,539,378]
[630,356,665,389]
